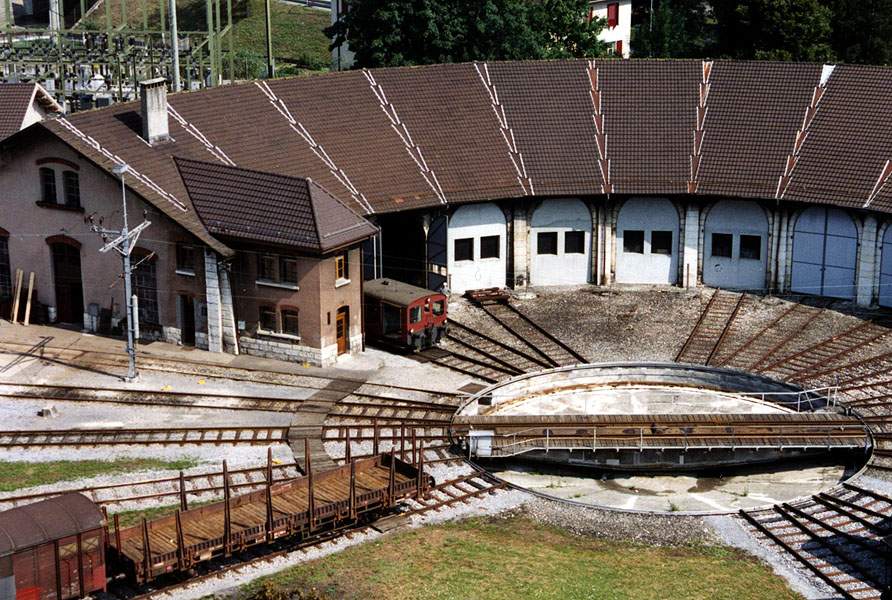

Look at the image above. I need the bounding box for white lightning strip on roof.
[254,81,374,214]
[57,117,187,211]
[475,63,533,196]
[363,70,448,205]
[167,105,236,166]
[587,60,610,194]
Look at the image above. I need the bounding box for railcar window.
[63,171,80,207]
[537,231,558,255]
[565,231,585,254]
[432,300,445,316]
[711,233,733,258]
[409,306,422,323]
[454,238,473,261]
[623,230,644,253]
[740,234,762,260]
[480,235,500,259]
[40,167,57,203]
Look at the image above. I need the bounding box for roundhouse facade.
[3,59,892,364]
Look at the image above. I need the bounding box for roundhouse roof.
[34,60,892,252]
[0,493,103,557]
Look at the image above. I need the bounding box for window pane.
[409,305,422,323]
[281,257,298,284]
[454,238,473,262]
[537,232,558,255]
[63,171,80,207]
[40,168,56,203]
[651,231,673,255]
[432,300,444,316]
[259,255,276,280]
[565,231,585,254]
[711,233,733,258]
[282,310,299,335]
[133,258,159,324]
[480,235,500,259]
[623,230,644,254]
[336,251,349,280]
[260,307,276,330]
[176,244,194,271]
[740,235,762,260]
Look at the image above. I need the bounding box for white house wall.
[703,200,769,290]
[791,206,858,299]
[529,198,591,286]
[615,197,678,284]
[448,202,507,294]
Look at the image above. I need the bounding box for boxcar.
[364,279,447,351]
[0,494,106,600]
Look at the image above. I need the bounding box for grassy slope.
[82,0,330,68]
[243,516,803,600]
[0,458,197,491]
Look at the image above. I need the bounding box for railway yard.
[5,286,892,599]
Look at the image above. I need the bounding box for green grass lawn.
[241,515,803,600]
[0,457,197,491]
[82,0,330,71]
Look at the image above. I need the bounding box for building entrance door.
[51,242,83,324]
[336,307,348,355]
[179,294,196,346]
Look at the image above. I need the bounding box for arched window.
[0,229,10,301]
[40,167,57,203]
[63,171,80,207]
[132,250,159,325]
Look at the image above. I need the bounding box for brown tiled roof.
[175,158,378,253]
[28,60,892,252]
[0,83,35,140]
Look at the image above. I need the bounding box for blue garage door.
[879,227,892,307]
[791,207,857,299]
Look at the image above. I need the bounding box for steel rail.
[0,426,288,447]
[448,319,552,370]
[713,300,816,369]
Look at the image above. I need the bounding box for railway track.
[0,426,288,447]
[675,289,744,366]
[712,300,826,371]
[757,320,892,382]
[740,482,892,599]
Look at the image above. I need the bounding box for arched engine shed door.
[703,200,769,291]
[529,198,591,286]
[879,226,892,307]
[447,203,507,294]
[615,197,678,284]
[791,206,857,299]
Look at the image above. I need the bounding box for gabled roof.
[175,157,378,253]
[0,82,61,141]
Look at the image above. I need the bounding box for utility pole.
[170,0,180,91]
[86,164,151,381]
[264,0,274,78]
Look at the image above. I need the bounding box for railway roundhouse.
[2,60,892,363]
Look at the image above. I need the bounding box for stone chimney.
[140,78,169,145]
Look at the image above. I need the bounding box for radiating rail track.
[740,482,892,599]
[675,290,744,365]
[0,426,288,447]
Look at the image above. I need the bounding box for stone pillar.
[776,210,791,293]
[601,203,613,285]
[856,215,878,307]
[512,206,529,288]
[682,203,700,288]
[218,264,239,354]
[204,248,224,353]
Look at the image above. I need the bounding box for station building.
[1,60,892,363]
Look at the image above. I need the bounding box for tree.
[631,0,711,58]
[829,0,892,65]
[712,0,834,62]
[326,0,607,69]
